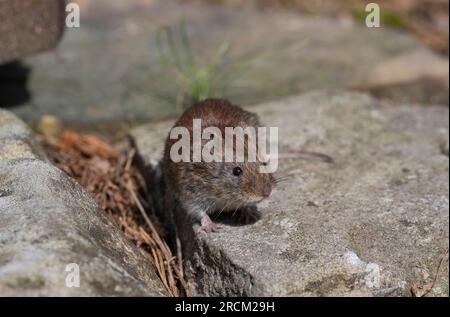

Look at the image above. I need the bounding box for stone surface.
[0,0,65,64]
[0,110,167,296]
[0,110,47,161]
[7,0,448,126]
[131,90,449,296]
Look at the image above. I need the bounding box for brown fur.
[162,99,275,226]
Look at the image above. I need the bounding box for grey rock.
[0,110,47,161]
[0,0,65,64]
[0,110,167,296]
[130,90,449,296]
[9,0,448,125]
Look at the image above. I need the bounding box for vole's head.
[223,160,275,204]
[191,158,275,209]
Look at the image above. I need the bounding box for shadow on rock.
[0,61,31,108]
[211,205,262,227]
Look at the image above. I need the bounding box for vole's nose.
[262,184,272,197]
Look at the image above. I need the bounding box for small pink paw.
[198,215,221,233]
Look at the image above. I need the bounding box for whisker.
[279,150,334,163]
[274,174,294,183]
[232,202,245,218]
[275,176,291,181]
[275,178,291,184]
[273,174,295,186]
[214,200,231,220]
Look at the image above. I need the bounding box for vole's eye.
[232,167,243,176]
[262,162,268,166]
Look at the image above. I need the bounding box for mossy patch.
[303,273,359,296]
[351,7,407,29]
[7,275,46,289]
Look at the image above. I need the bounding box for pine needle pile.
[41,131,189,296]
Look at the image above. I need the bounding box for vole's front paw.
[197,215,221,234]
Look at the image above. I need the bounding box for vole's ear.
[250,113,261,127]
[246,113,261,127]
[234,110,260,128]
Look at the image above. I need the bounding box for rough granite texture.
[0,0,65,64]
[130,91,449,296]
[0,110,167,296]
